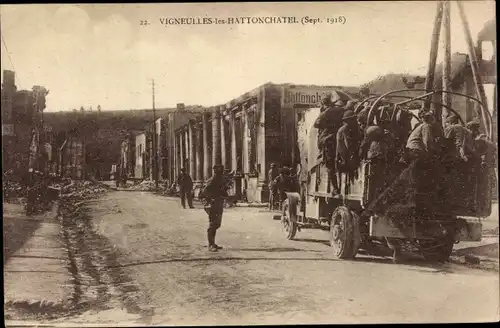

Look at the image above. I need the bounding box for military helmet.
[321,93,332,104]
[345,100,356,111]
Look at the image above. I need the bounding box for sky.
[0,1,495,112]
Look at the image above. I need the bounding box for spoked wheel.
[418,237,455,263]
[330,206,360,259]
[281,199,297,240]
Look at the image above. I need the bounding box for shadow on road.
[230,247,323,253]
[293,238,330,246]
[354,254,459,273]
[109,256,342,269]
[3,216,40,264]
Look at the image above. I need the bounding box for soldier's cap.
[342,110,357,121]
[270,163,276,167]
[213,164,224,169]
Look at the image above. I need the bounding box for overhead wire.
[1,33,23,89]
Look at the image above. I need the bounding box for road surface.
[45,191,500,325]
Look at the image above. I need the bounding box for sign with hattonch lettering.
[283,87,343,106]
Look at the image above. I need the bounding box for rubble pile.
[3,180,27,200]
[58,180,108,202]
[128,180,161,191]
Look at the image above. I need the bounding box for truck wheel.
[419,237,455,263]
[281,199,297,240]
[330,206,360,259]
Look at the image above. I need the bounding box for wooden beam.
[441,0,452,124]
[422,1,444,112]
[456,0,492,139]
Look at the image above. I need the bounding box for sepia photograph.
[1,1,498,326]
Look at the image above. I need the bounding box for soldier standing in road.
[200,164,228,252]
[177,168,194,209]
[274,167,297,210]
[268,163,279,210]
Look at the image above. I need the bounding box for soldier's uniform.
[268,164,280,210]
[405,111,437,162]
[273,167,298,210]
[200,165,228,252]
[336,109,362,184]
[177,169,194,209]
[444,115,475,162]
[313,95,347,195]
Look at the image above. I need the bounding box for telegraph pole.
[152,79,159,192]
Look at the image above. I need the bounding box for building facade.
[166,104,202,187]
[135,133,147,179]
[119,133,136,178]
[59,135,86,180]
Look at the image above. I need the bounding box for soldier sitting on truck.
[313,95,346,195]
[359,124,387,203]
[403,110,438,163]
[444,114,475,162]
[336,109,363,190]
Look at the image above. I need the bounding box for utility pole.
[422,1,443,113]
[152,79,159,192]
[442,0,452,125]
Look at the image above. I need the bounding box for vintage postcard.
[1,1,498,326]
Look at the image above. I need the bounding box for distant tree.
[89,106,93,112]
[97,105,102,112]
[72,108,77,113]
[80,106,85,112]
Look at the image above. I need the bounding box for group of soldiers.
[309,91,496,198]
[176,164,229,252]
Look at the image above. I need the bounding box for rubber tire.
[330,206,360,259]
[420,238,455,263]
[281,199,298,240]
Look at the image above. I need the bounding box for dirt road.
[44,191,500,325]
